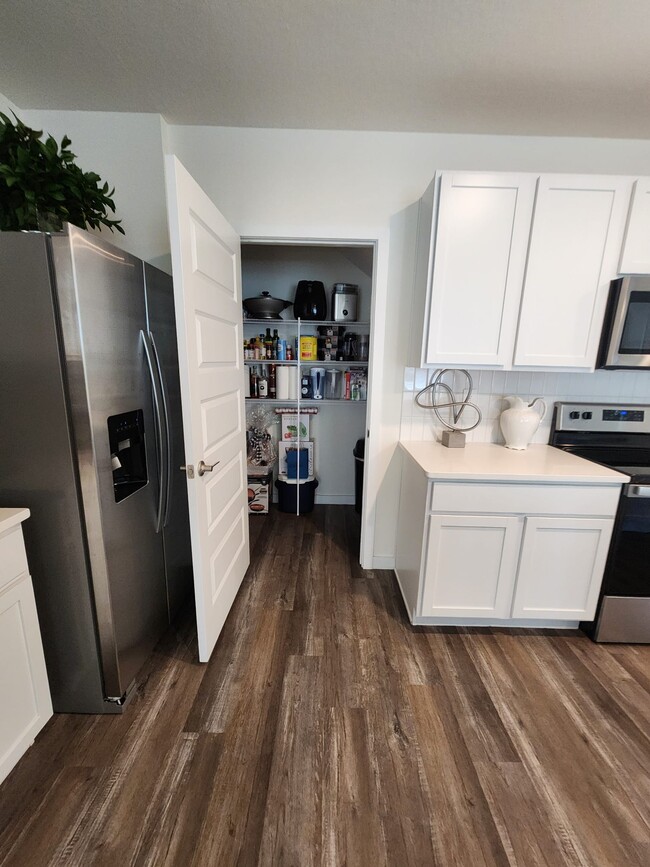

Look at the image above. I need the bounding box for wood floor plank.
[257,655,325,866]
[1,766,101,867]
[1,505,649,867]
[188,609,292,867]
[465,630,649,866]
[153,733,223,867]
[408,683,510,867]
[321,706,387,867]
[426,630,522,764]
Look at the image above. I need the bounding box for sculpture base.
[441,430,466,448]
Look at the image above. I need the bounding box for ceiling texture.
[2,0,649,137]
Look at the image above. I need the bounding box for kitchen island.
[395,442,628,627]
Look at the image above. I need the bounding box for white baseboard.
[411,615,580,629]
[372,555,395,570]
[314,494,355,505]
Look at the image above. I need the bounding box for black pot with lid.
[243,291,291,319]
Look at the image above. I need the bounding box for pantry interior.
[241,240,376,522]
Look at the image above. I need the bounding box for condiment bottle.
[258,368,268,398]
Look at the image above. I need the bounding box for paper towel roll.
[276,366,290,400]
[288,366,299,400]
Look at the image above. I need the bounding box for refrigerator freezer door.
[144,263,193,621]
[53,227,168,700]
[0,232,111,713]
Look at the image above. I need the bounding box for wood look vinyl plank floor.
[1,505,649,867]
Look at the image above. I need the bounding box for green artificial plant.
[0,112,124,234]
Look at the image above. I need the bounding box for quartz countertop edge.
[0,508,31,535]
[400,442,630,484]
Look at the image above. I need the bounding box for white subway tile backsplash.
[414,368,428,391]
[542,372,559,394]
[476,370,493,393]
[401,366,650,445]
[491,371,506,394]
[515,372,532,395]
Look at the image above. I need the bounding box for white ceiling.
[2,0,650,137]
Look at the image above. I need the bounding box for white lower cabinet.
[511,516,614,620]
[395,471,621,627]
[0,516,52,785]
[422,515,522,618]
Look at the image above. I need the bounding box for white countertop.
[400,442,630,484]
[0,508,30,535]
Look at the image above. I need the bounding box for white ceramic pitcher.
[499,395,547,450]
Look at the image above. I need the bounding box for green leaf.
[0,112,124,235]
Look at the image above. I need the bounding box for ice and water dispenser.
[107,409,148,503]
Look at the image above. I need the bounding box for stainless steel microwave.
[598,276,650,369]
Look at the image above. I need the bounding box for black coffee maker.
[293,280,327,320]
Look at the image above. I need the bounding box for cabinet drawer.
[0,526,29,592]
[429,482,621,517]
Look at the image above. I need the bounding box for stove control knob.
[582,411,593,420]
[569,411,580,419]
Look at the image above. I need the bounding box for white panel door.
[425,172,536,367]
[165,156,250,662]
[421,514,522,618]
[514,175,632,369]
[0,573,53,784]
[512,517,614,621]
[620,178,650,273]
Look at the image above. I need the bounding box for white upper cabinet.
[424,172,536,367]
[514,175,632,369]
[415,171,634,370]
[619,178,650,273]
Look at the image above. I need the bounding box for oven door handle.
[624,484,650,498]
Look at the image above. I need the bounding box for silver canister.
[332,283,358,322]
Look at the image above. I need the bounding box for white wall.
[20,108,171,268]
[166,124,650,565]
[0,90,20,118]
[165,126,650,236]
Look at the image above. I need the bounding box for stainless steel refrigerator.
[0,225,192,713]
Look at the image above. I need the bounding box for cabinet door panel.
[0,574,53,783]
[421,514,522,617]
[514,175,631,369]
[512,516,613,620]
[425,173,536,367]
[620,178,650,274]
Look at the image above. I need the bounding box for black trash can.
[353,438,365,514]
[275,477,319,514]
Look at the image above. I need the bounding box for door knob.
[198,460,219,476]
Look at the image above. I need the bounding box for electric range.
[550,402,650,643]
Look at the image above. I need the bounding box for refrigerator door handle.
[141,330,167,534]
[149,330,173,528]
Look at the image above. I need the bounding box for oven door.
[602,483,650,597]
[592,482,650,643]
[599,276,650,369]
